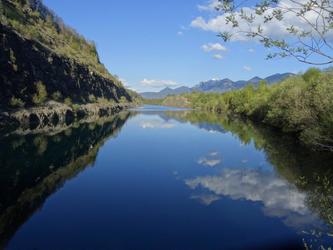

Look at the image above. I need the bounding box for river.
[1,105,332,249]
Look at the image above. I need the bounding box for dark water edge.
[0,112,131,248]
[0,105,332,249]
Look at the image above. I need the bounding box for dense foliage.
[163,68,333,150]
[0,0,120,84]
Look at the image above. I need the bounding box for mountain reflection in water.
[0,106,332,249]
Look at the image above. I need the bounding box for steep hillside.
[0,0,135,110]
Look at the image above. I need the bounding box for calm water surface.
[1,105,333,249]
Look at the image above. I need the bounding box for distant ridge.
[140,73,294,99]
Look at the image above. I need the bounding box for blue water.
[1,106,332,249]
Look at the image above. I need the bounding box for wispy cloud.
[202,43,227,52]
[140,79,180,89]
[140,119,175,129]
[192,0,333,42]
[197,0,220,12]
[248,48,255,53]
[190,194,221,205]
[243,65,252,72]
[213,54,223,60]
[198,151,222,167]
[185,168,319,229]
[124,85,138,92]
[119,78,128,85]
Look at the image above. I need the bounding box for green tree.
[303,68,321,83]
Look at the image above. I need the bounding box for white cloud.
[198,158,221,167]
[191,0,333,42]
[213,54,223,60]
[248,48,255,53]
[198,0,220,12]
[202,43,227,52]
[198,151,222,167]
[124,85,138,92]
[119,78,128,84]
[243,65,252,72]
[185,168,319,228]
[209,151,219,156]
[177,31,184,36]
[140,120,175,129]
[140,79,180,89]
[190,194,221,205]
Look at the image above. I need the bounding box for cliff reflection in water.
[0,112,130,248]
[164,111,333,248]
[1,108,333,249]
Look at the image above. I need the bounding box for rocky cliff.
[0,24,132,110]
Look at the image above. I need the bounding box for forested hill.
[0,0,136,110]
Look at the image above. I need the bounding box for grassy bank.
[160,68,333,150]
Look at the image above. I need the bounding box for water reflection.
[0,112,130,248]
[139,119,176,129]
[164,111,333,248]
[197,151,222,167]
[186,168,315,227]
[0,107,333,249]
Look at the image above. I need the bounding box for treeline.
[164,68,333,150]
[0,0,119,84]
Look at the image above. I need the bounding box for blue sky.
[44,0,315,92]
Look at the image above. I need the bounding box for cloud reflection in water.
[186,168,320,229]
[139,119,176,129]
[198,151,222,167]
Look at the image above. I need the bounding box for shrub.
[51,91,62,101]
[119,96,128,103]
[64,97,72,106]
[88,94,97,103]
[10,97,24,108]
[72,104,80,110]
[32,81,47,104]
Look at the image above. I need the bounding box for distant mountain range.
[140,73,294,99]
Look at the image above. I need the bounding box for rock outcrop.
[0,23,132,110]
[0,101,131,133]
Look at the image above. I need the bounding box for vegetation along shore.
[145,68,333,151]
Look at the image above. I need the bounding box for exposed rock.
[0,24,132,110]
[0,101,131,133]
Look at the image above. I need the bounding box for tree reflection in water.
[164,111,333,249]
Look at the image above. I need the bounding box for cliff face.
[0,24,132,110]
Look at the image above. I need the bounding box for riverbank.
[145,68,333,151]
[0,101,134,133]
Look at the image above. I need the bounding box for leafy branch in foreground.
[215,0,333,65]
